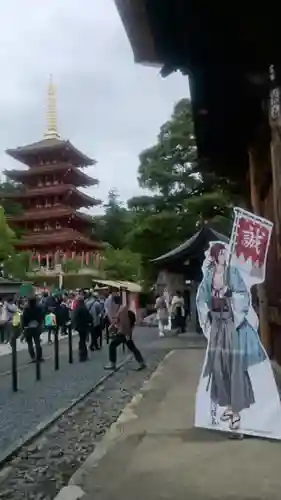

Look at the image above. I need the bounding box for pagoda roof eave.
[7,207,95,224]
[2,184,101,207]
[16,229,103,249]
[6,138,95,166]
[5,166,98,188]
[152,226,228,266]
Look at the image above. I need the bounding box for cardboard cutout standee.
[195,208,281,439]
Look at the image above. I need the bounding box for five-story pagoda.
[3,77,102,269]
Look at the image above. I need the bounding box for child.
[44,310,57,344]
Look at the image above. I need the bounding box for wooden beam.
[248,149,271,354]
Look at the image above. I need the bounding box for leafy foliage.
[101,247,141,282]
[95,190,132,250]
[0,181,23,217]
[0,206,16,262]
[125,99,233,282]
[138,99,197,199]
[3,251,31,280]
[61,259,81,274]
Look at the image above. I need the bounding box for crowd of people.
[0,288,146,370]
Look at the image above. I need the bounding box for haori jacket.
[196,265,266,369]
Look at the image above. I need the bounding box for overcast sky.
[0,0,189,211]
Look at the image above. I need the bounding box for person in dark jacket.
[22,297,44,362]
[72,298,92,361]
[54,296,67,334]
[59,297,71,336]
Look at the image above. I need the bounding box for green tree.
[0,181,23,217]
[125,98,235,284]
[61,259,81,274]
[101,247,141,282]
[138,98,198,200]
[0,206,16,262]
[96,190,132,249]
[3,251,31,280]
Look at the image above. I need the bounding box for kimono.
[197,265,266,414]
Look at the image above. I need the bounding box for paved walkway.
[58,347,281,500]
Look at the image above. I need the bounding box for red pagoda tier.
[3,78,102,269]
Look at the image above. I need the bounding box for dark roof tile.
[6,138,94,166]
[152,226,228,264]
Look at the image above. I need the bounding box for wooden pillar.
[54,249,59,266]
[269,65,281,257]
[248,149,271,353]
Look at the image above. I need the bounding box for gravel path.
[0,345,170,500]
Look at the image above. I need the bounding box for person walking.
[155,294,169,337]
[72,297,92,362]
[44,309,57,344]
[85,292,102,351]
[60,295,72,337]
[171,290,186,334]
[105,296,146,371]
[22,297,44,362]
[104,288,119,341]
[0,299,8,343]
[5,297,20,345]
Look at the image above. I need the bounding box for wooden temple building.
[3,77,102,269]
[153,225,228,332]
[115,1,281,363]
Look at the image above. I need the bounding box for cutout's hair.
[209,243,226,263]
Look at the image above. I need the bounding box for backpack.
[128,310,136,328]
[88,300,101,327]
[12,310,21,327]
[45,312,57,328]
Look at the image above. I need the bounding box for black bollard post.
[54,328,59,370]
[99,327,103,349]
[68,324,73,364]
[106,321,109,344]
[35,355,41,381]
[11,332,18,392]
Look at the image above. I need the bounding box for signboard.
[195,207,281,439]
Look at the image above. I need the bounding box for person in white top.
[155,294,169,337]
[171,291,185,334]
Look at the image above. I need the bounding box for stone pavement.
[57,347,281,500]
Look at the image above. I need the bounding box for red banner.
[234,216,270,267]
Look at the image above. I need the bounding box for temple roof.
[152,226,228,266]
[115,1,279,67]
[6,138,95,166]
[7,206,94,224]
[5,164,98,188]
[16,228,102,249]
[3,184,100,208]
[114,0,278,180]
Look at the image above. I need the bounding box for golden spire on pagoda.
[44,75,60,139]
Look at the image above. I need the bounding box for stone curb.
[0,354,133,468]
[54,350,176,500]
